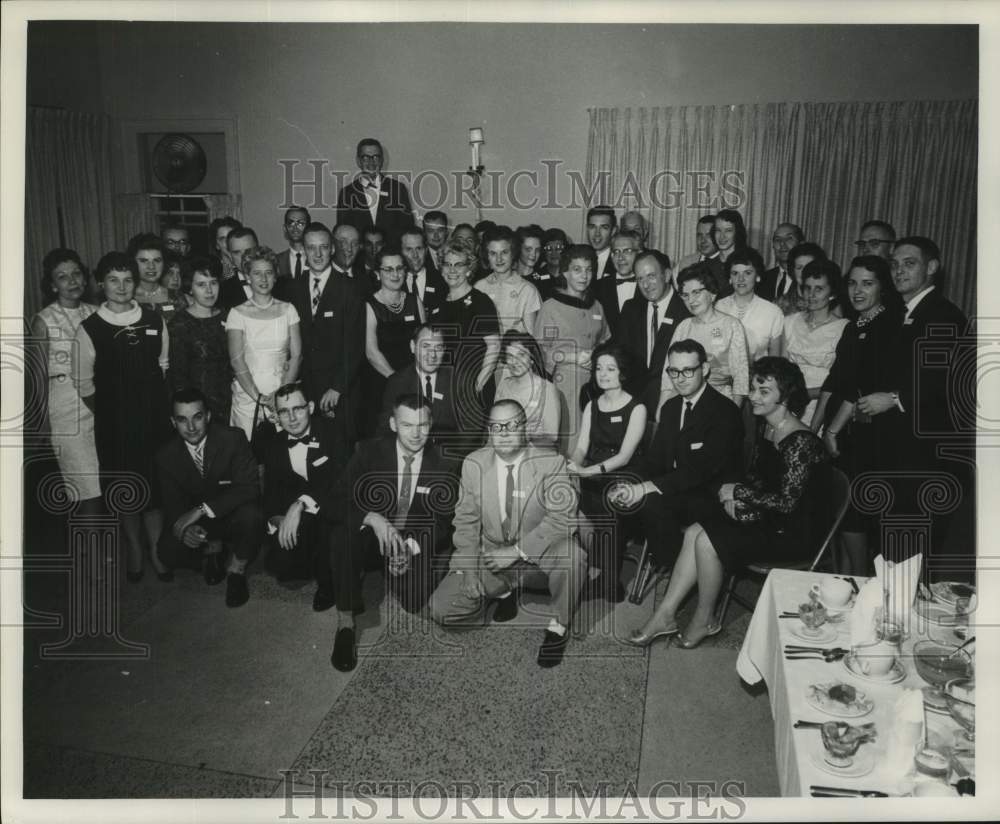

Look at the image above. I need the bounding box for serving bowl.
[911,641,973,688]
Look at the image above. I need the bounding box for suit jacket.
[758,265,791,303]
[155,424,260,526]
[378,364,479,439]
[643,385,744,497]
[260,416,348,520]
[291,269,366,434]
[327,436,459,553]
[410,265,448,312]
[450,447,578,568]
[219,276,252,312]
[615,291,691,407]
[594,276,637,336]
[336,176,415,246]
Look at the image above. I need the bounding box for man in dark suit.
[326,395,460,671]
[400,228,447,311]
[155,388,262,607]
[586,205,618,279]
[218,227,259,310]
[291,222,366,442]
[275,206,310,289]
[428,400,587,668]
[331,222,370,291]
[260,382,348,611]
[594,229,641,336]
[759,222,803,302]
[379,324,484,456]
[856,236,973,577]
[609,340,744,570]
[615,250,691,415]
[423,210,449,273]
[620,211,649,249]
[336,138,415,246]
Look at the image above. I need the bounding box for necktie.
[192,443,205,477]
[681,400,693,430]
[405,272,415,295]
[395,455,414,526]
[425,374,433,405]
[294,252,302,279]
[502,464,515,541]
[775,269,787,297]
[311,275,321,315]
[648,304,658,366]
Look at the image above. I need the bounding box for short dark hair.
[393,393,432,414]
[893,235,941,264]
[170,387,209,410]
[275,381,311,403]
[586,206,617,227]
[162,221,189,238]
[846,255,904,318]
[41,248,88,302]
[801,258,843,296]
[590,341,635,389]
[452,222,475,237]
[400,228,426,245]
[303,222,332,241]
[696,214,716,228]
[208,216,242,255]
[375,245,404,270]
[677,261,720,296]
[787,242,827,270]
[750,357,809,418]
[667,338,708,364]
[860,219,896,240]
[127,232,164,259]
[634,249,671,273]
[713,209,748,249]
[161,252,189,289]
[94,251,137,281]
[724,247,767,280]
[559,243,598,277]
[411,323,444,344]
[542,228,569,247]
[424,210,448,226]
[475,220,498,235]
[284,206,312,224]
[774,223,805,244]
[482,225,518,269]
[501,330,550,380]
[183,256,222,293]
[227,227,259,248]
[357,138,384,156]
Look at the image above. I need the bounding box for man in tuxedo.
[292,222,366,441]
[155,388,262,607]
[609,340,743,570]
[331,222,369,289]
[674,215,718,278]
[758,222,803,302]
[326,395,460,671]
[379,324,484,455]
[854,219,896,261]
[400,229,446,311]
[275,206,310,284]
[219,227,259,310]
[260,382,347,611]
[429,400,586,667]
[594,229,641,335]
[615,250,691,415]
[336,138,415,245]
[423,211,449,272]
[586,206,617,279]
[620,211,649,249]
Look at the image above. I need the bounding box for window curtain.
[113,193,158,251]
[585,100,977,316]
[203,193,243,223]
[24,107,117,321]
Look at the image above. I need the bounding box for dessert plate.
[807,682,874,718]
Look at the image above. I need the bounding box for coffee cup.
[811,578,853,607]
[855,639,896,677]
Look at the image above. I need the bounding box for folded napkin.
[850,579,882,649]
[885,688,925,792]
[875,553,923,632]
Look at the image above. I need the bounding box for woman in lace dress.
[628,358,827,648]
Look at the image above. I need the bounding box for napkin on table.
[875,553,923,632]
[850,578,883,649]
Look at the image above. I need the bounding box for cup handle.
[810,583,822,597]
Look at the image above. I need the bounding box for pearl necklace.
[856,304,885,328]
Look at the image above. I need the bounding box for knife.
[810,785,889,797]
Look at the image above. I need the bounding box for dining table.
[736,568,975,797]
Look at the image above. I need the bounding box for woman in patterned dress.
[474,225,542,335]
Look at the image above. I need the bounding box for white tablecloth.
[736,568,971,796]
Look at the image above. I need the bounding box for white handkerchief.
[850,579,881,649]
[875,553,922,631]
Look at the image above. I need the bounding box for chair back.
[801,462,851,571]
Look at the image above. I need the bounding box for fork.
[785,645,849,655]
[784,651,846,662]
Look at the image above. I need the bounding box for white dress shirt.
[595,248,612,278]
[616,278,637,309]
[904,285,936,321]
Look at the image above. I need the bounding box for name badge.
[463,297,472,306]
[416,485,430,494]
[425,286,435,293]
[431,307,440,315]
[904,317,914,325]
[690,442,704,450]
[218,479,232,485]
[324,311,334,318]
[405,315,416,321]
[145,328,158,336]
[512,490,528,499]
[592,314,602,320]
[432,391,444,400]
[858,332,867,340]
[312,455,328,466]
[664,317,674,324]
[610,415,623,423]
[308,441,319,448]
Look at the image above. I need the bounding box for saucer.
[789,622,839,644]
[807,739,875,778]
[843,653,906,684]
[807,682,874,718]
[809,590,856,614]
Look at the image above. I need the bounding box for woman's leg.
[680,528,726,643]
[118,512,146,577]
[636,523,701,632]
[142,508,168,574]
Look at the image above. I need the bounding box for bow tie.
[287,434,311,446]
[616,277,635,285]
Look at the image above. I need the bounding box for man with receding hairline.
[336,137,415,245]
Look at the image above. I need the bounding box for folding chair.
[714,464,850,627]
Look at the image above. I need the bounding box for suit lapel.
[511,454,536,537]
[201,430,219,480]
[483,453,501,539]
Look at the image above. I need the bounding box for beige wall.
[28,22,977,255]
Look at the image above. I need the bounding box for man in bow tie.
[260,382,348,611]
[218,227,259,311]
[336,138,415,246]
[594,229,641,336]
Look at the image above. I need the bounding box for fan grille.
[152,133,208,193]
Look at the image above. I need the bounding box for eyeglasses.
[544,243,565,252]
[380,266,407,275]
[165,239,190,248]
[854,238,891,250]
[680,287,709,302]
[286,219,308,228]
[487,418,526,434]
[666,367,700,380]
[442,262,469,271]
[277,404,309,418]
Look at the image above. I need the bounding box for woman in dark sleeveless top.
[567,342,647,602]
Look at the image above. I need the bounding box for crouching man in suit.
[260,381,348,611]
[608,339,744,578]
[155,388,262,607]
[429,399,587,667]
[327,394,459,671]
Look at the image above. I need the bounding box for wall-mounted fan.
[151,133,208,194]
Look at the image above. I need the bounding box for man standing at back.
[586,206,617,279]
[759,222,803,302]
[336,138,415,245]
[276,206,310,284]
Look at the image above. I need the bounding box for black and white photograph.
[1,1,997,821]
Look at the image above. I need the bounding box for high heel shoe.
[623,623,680,648]
[677,623,722,649]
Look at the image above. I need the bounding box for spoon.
[948,636,975,658]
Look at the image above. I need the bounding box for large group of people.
[31,137,973,670]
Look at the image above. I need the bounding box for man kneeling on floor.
[155,387,262,607]
[327,394,459,672]
[429,400,586,667]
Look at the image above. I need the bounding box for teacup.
[811,578,853,607]
[855,639,897,677]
